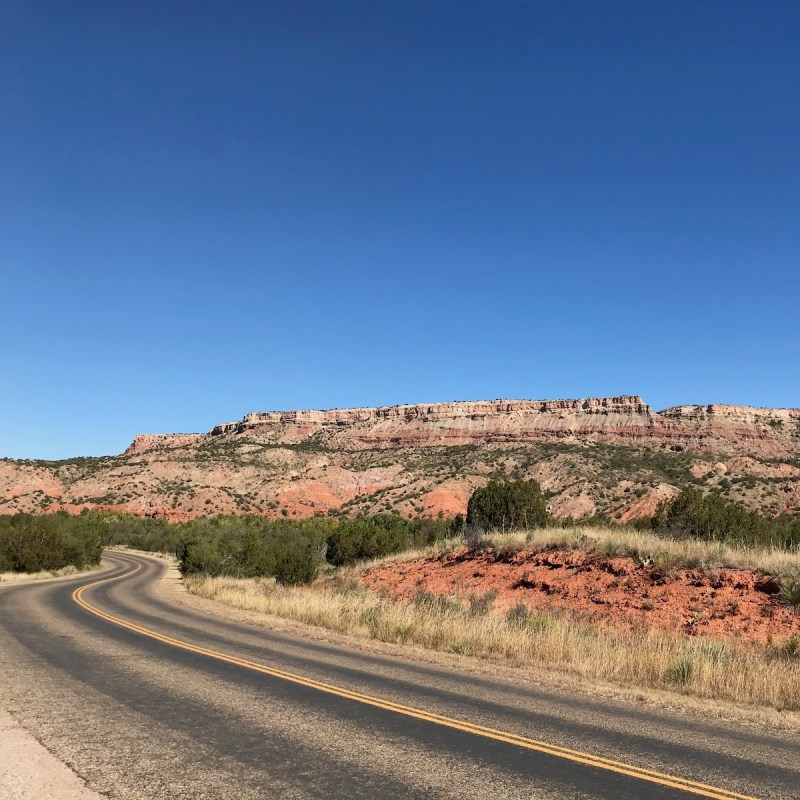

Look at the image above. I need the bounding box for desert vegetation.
[185,520,800,715]
[464,523,800,578]
[178,481,800,716]
[2,480,797,580]
[465,478,547,532]
[173,513,451,581]
[0,512,108,573]
[187,558,800,713]
[652,486,800,549]
[0,508,452,583]
[2,479,799,714]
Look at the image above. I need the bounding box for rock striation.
[1,396,797,522]
[659,405,800,460]
[159,396,799,458]
[205,396,661,449]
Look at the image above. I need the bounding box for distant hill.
[2,396,798,522]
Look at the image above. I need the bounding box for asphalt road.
[0,552,797,799]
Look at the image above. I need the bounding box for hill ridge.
[2,395,797,523]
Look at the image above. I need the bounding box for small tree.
[178,539,223,576]
[466,479,548,532]
[653,486,798,548]
[274,544,319,586]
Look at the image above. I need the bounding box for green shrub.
[466,479,548,532]
[779,576,800,611]
[177,539,227,576]
[325,514,449,567]
[274,544,319,586]
[450,514,465,536]
[654,487,800,549]
[0,512,108,573]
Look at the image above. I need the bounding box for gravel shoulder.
[0,709,104,800]
[0,564,111,800]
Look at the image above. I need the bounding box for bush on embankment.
[0,512,109,572]
[652,487,800,550]
[466,478,548,532]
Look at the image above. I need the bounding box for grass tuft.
[667,657,694,685]
[779,575,800,611]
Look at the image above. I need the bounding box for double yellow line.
[73,556,759,800]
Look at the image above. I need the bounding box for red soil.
[420,486,472,518]
[361,548,800,645]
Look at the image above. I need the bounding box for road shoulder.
[0,710,104,800]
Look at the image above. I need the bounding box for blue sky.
[2,2,798,459]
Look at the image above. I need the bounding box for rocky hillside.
[2,396,798,522]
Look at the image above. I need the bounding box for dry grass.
[487,525,800,577]
[186,568,800,714]
[355,525,800,579]
[183,526,800,715]
[0,563,99,584]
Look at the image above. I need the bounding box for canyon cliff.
[3,396,798,522]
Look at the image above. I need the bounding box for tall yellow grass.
[186,557,800,713]
[371,524,800,577]
[0,563,96,584]
[517,525,800,576]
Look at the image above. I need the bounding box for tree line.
[0,512,109,572]
[2,479,797,581]
[0,510,453,583]
[652,486,799,549]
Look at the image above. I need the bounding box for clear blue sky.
[2,2,798,459]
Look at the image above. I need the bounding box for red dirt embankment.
[361,548,800,645]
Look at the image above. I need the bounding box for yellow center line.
[72,555,760,800]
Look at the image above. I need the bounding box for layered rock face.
[208,396,659,449]
[1,396,797,522]
[140,396,796,458]
[659,405,800,459]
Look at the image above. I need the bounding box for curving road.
[0,552,797,799]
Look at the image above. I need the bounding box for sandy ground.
[0,710,103,799]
